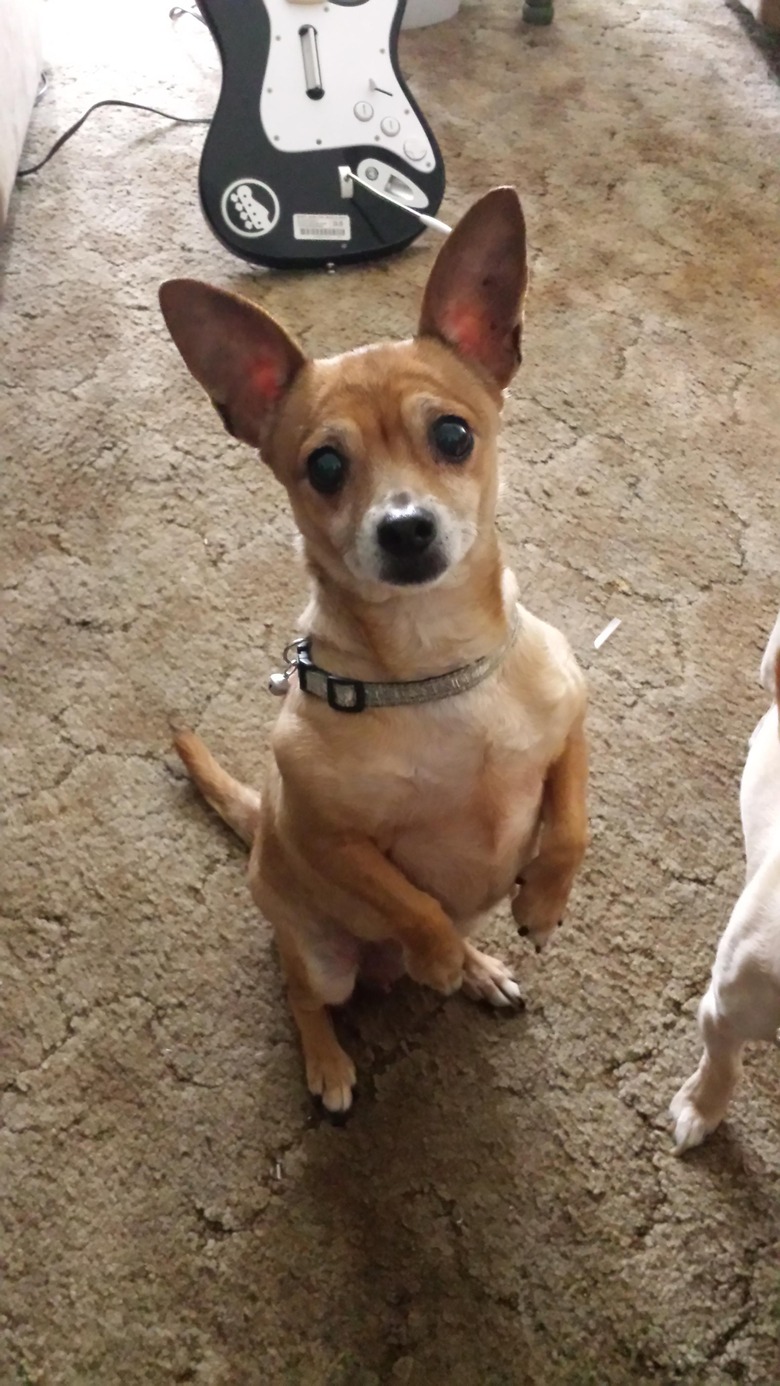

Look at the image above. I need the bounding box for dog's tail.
[173,729,260,846]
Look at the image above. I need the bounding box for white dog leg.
[672,609,780,1153]
[670,986,746,1152]
[671,884,780,1152]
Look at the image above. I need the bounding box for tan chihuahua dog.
[160,188,588,1114]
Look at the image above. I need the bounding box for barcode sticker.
[293,213,351,241]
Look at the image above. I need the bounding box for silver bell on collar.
[268,637,305,698]
[268,670,292,697]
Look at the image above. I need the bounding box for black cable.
[17,98,210,179]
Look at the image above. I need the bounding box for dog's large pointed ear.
[158,279,307,448]
[418,187,528,389]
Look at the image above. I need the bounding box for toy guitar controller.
[196,0,447,268]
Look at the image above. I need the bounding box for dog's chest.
[363,691,558,920]
[276,607,583,924]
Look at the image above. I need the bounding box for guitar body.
[196,0,446,269]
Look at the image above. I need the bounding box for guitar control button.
[380,117,400,137]
[365,165,380,180]
[354,101,374,121]
[403,139,426,161]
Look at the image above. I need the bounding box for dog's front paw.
[669,1066,730,1154]
[404,934,465,996]
[512,859,573,952]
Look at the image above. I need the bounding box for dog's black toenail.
[557,919,563,929]
[517,925,529,938]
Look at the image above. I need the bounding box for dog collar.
[268,610,520,714]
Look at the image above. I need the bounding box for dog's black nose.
[377,507,437,558]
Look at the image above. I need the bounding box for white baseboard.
[0,0,43,226]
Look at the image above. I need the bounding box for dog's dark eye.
[430,415,474,463]
[306,446,348,495]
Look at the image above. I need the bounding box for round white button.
[365,165,380,181]
[403,138,426,161]
[380,117,400,137]
[354,101,374,121]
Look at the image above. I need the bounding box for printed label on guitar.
[293,213,352,242]
[221,180,280,237]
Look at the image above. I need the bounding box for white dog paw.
[461,945,524,1009]
[669,1076,724,1154]
[670,1099,712,1153]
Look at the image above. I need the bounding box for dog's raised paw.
[462,944,525,1009]
[512,863,572,952]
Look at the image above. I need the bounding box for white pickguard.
[260,0,437,176]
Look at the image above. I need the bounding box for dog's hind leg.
[273,920,359,1116]
[461,941,524,1008]
[288,991,358,1117]
[670,987,747,1153]
[670,891,780,1152]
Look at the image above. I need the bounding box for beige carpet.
[2,0,780,1382]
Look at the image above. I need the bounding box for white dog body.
[671,611,780,1151]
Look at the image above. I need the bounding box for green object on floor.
[523,0,554,23]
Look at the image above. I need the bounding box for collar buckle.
[324,672,366,713]
[296,641,367,713]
